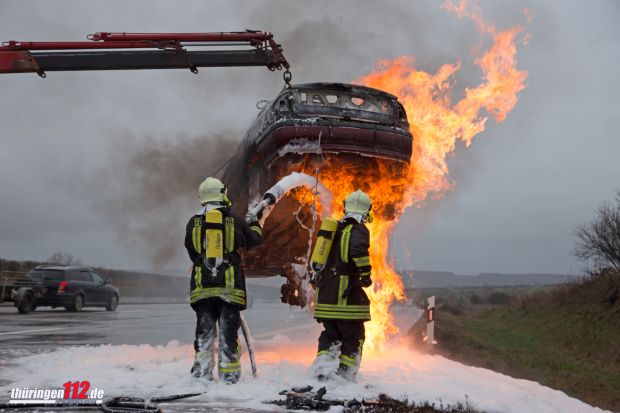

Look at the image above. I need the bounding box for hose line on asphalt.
[0,392,204,413]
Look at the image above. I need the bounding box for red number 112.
[63,380,90,399]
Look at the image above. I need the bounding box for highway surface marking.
[253,323,318,340]
[0,328,63,336]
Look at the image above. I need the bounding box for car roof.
[290,82,398,100]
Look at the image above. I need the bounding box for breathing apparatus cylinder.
[310,217,339,273]
[204,209,224,277]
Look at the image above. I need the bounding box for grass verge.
[411,272,620,411]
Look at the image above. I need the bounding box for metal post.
[0,272,6,303]
[424,295,437,348]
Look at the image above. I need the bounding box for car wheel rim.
[76,296,83,310]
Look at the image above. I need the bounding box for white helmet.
[198,177,227,205]
[343,190,373,223]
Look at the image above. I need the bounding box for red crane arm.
[0,31,290,77]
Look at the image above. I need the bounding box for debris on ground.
[269,386,482,412]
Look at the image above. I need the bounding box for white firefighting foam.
[0,340,610,413]
[249,172,333,228]
[267,172,331,209]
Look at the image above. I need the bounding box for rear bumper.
[37,292,75,306]
[251,120,412,167]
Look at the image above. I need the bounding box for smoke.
[90,1,522,273]
[251,0,473,83]
[94,132,240,269]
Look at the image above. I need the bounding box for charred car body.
[221,83,413,306]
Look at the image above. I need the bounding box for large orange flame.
[352,0,529,352]
[349,1,528,352]
[291,1,528,353]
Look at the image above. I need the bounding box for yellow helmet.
[343,189,373,222]
[198,177,227,205]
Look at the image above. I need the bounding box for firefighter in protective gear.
[311,189,373,382]
[185,177,262,383]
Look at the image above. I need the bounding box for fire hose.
[240,313,257,377]
[101,393,203,413]
[245,171,331,227]
[0,393,203,413]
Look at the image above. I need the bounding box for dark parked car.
[23,265,120,312]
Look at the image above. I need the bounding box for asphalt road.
[0,300,319,357]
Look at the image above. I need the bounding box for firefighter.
[310,189,373,382]
[185,177,262,383]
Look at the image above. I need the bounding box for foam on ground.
[0,339,611,413]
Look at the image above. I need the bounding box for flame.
[356,0,528,352]
[295,1,528,353]
[296,159,410,351]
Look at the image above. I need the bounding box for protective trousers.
[316,319,365,380]
[191,298,241,383]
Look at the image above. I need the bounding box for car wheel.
[68,294,84,312]
[106,294,119,312]
[17,292,34,314]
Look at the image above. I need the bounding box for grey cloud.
[0,0,618,275]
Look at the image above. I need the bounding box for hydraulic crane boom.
[0,31,290,79]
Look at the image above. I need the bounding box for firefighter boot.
[310,348,340,381]
[336,353,360,382]
[218,352,241,384]
[218,358,241,384]
[220,370,241,385]
[190,351,214,380]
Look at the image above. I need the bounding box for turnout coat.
[185,206,261,310]
[314,217,372,321]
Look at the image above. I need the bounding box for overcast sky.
[1,0,618,275]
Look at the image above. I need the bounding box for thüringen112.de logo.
[10,381,104,406]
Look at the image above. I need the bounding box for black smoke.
[94,133,240,268]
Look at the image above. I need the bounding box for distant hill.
[1,256,579,299]
[132,268,579,289]
[398,270,579,288]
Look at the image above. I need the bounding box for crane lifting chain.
[283,68,293,88]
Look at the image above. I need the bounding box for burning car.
[221,82,413,306]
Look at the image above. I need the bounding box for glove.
[359,276,372,288]
[245,211,257,224]
[245,209,264,223]
[309,272,320,290]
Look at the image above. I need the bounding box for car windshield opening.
[296,90,393,115]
